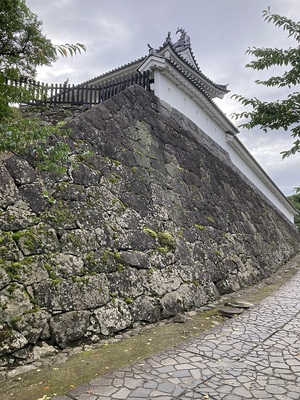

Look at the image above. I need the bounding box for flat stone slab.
[218,306,245,317]
[224,300,254,309]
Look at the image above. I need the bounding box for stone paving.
[52,271,300,399]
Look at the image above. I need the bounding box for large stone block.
[50,310,91,347]
[0,325,28,356]
[4,155,38,185]
[94,299,132,336]
[0,164,20,207]
[32,275,110,312]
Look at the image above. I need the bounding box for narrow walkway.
[53,271,300,399]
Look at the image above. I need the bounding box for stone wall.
[0,85,299,366]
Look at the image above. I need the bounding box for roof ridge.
[81,55,147,85]
[166,47,228,94]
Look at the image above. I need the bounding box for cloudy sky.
[26,0,300,196]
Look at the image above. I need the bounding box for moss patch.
[0,325,13,344]
[157,232,176,250]
[143,227,157,238]
[194,224,205,231]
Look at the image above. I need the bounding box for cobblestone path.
[53,271,300,399]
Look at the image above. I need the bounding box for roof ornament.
[174,28,191,49]
[147,43,158,55]
[162,31,172,47]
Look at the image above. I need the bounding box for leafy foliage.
[232,8,300,159]
[55,43,86,58]
[0,0,85,171]
[0,0,56,79]
[0,108,69,172]
[0,0,86,83]
[287,193,300,231]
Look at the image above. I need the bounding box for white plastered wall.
[154,71,228,149]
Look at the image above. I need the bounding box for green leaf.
[231,7,300,175]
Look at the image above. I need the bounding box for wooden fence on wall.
[4,70,151,106]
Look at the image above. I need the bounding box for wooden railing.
[4,70,151,106]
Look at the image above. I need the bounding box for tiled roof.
[155,31,228,95]
[81,55,147,85]
[159,33,201,71]
[81,30,228,97]
[166,50,228,96]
